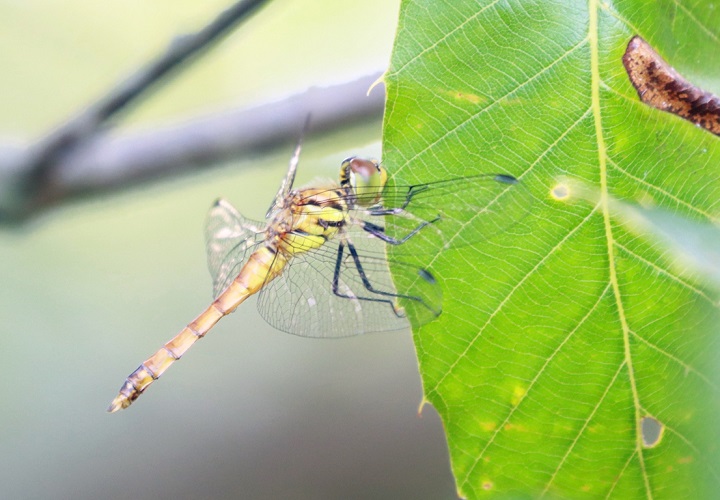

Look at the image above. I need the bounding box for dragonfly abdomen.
[107,245,287,412]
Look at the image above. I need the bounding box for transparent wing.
[388,173,530,251]
[207,173,527,338]
[256,224,441,338]
[205,198,267,298]
[292,173,531,254]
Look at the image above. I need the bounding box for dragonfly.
[108,139,527,412]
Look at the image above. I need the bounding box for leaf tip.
[366,73,386,96]
[417,396,429,416]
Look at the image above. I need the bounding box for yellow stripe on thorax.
[280,189,348,256]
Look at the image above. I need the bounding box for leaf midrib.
[588,1,651,498]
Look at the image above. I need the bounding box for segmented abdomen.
[107,246,287,412]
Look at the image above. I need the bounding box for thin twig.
[13,0,271,217]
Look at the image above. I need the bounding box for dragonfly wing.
[270,173,527,336]
[320,173,531,254]
[205,198,267,298]
[265,117,311,217]
[256,227,441,338]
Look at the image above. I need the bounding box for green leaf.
[382,1,720,498]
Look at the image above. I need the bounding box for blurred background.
[0,1,459,498]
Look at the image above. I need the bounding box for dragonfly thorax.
[272,186,351,258]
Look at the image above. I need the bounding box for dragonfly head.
[340,157,388,207]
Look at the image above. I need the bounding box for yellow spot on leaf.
[444,89,484,105]
[510,385,526,406]
[480,421,497,432]
[504,422,528,432]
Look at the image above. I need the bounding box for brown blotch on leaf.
[623,35,720,135]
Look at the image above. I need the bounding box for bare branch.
[0,73,385,223]
[52,74,385,196]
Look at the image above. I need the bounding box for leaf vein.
[608,157,717,221]
[589,1,652,497]
[613,241,716,305]
[541,360,627,496]
[630,329,718,392]
[672,0,720,44]
[391,0,504,76]
[428,202,599,396]
[605,449,638,499]
[460,281,613,490]
[397,36,589,171]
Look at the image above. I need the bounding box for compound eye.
[347,158,386,207]
[349,158,378,180]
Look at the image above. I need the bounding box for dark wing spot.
[623,35,720,135]
[418,268,437,285]
[494,174,519,185]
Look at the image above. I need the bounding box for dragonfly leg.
[331,242,405,317]
[368,184,430,216]
[359,217,439,245]
[344,240,435,316]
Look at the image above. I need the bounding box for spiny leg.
[368,184,430,216]
[345,240,434,316]
[363,186,442,244]
[357,217,439,245]
[346,240,427,303]
[331,241,404,316]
